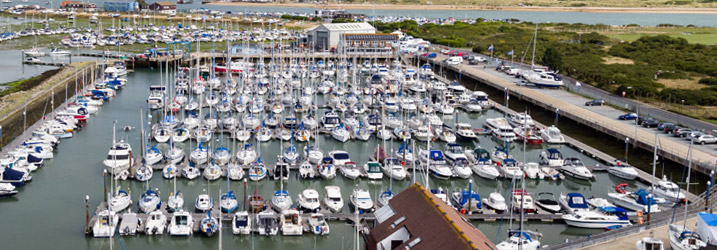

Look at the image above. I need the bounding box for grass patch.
[602,56,634,64]
[657,78,709,90]
[0,69,61,97]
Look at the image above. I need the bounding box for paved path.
[579,217,697,250]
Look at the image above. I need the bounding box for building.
[307,22,376,51]
[366,183,496,250]
[339,33,398,55]
[143,1,177,15]
[697,213,717,245]
[104,1,139,12]
[60,1,98,12]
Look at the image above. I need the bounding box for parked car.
[444,56,463,65]
[664,124,679,134]
[657,123,674,131]
[693,134,717,145]
[687,131,705,140]
[421,52,437,58]
[469,55,487,63]
[585,99,605,106]
[618,113,639,120]
[673,128,692,137]
[640,117,659,128]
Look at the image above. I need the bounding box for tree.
[542,47,563,72]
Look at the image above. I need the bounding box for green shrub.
[699,77,717,85]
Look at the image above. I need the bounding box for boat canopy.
[598,206,629,220]
[635,189,657,206]
[567,193,588,209]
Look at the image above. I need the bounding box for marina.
[0,4,716,250]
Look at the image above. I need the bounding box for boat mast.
[531,24,537,70]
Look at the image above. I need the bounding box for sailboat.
[668,141,706,250]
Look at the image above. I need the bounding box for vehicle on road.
[584,99,605,106]
[657,123,674,131]
[673,128,693,137]
[618,113,639,120]
[640,117,659,128]
[692,134,717,145]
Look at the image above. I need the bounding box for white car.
[693,134,717,145]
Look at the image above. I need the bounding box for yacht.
[421,149,453,179]
[350,188,374,213]
[321,111,340,129]
[382,158,407,181]
[511,189,536,214]
[147,85,166,110]
[453,158,473,179]
[195,194,213,212]
[144,211,167,235]
[256,210,279,236]
[560,157,594,180]
[329,150,351,166]
[650,176,686,203]
[331,123,350,142]
[190,142,209,165]
[535,192,561,214]
[323,186,344,213]
[169,210,193,236]
[363,162,384,180]
[467,148,500,179]
[559,192,590,214]
[203,163,222,181]
[455,123,478,141]
[539,148,563,167]
[103,140,133,175]
[297,189,321,213]
[248,160,268,181]
[444,143,467,163]
[562,207,632,229]
[495,231,541,250]
[523,162,544,179]
[232,211,252,235]
[668,224,706,250]
[541,125,565,144]
[485,118,516,142]
[508,112,536,128]
[138,189,161,214]
[318,160,337,179]
[608,160,639,180]
[482,192,507,213]
[308,213,330,235]
[92,210,119,238]
[500,159,524,179]
[523,69,564,88]
[270,190,292,213]
[340,161,362,180]
[109,189,131,212]
[608,189,661,213]
[280,210,303,236]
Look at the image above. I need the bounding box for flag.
[507,50,513,56]
[488,44,494,51]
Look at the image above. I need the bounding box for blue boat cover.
[635,189,657,206]
[699,213,717,226]
[567,193,589,209]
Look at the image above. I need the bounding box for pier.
[22,60,68,67]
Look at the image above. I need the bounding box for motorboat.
[280,210,303,236]
[562,207,632,229]
[92,210,118,238]
[586,197,615,208]
[144,210,167,235]
[495,231,541,250]
[363,162,383,180]
[118,212,141,236]
[541,125,565,144]
[535,192,561,214]
[321,111,341,129]
[514,126,543,144]
[485,118,516,142]
[444,143,466,163]
[318,159,336,179]
[421,149,453,179]
[166,191,184,213]
[500,159,524,179]
[541,166,565,181]
[248,160,268,181]
[144,145,163,165]
[539,148,563,167]
[452,158,473,179]
[203,163,222,181]
[103,140,133,175]
[378,190,395,208]
[508,112,536,128]
[181,165,200,180]
[272,161,290,180]
[324,186,344,213]
[511,189,537,214]
[466,148,499,179]
[395,143,415,162]
[199,212,218,237]
[455,123,478,141]
[523,69,563,88]
[560,157,594,180]
[221,191,239,213]
[650,176,686,203]
[189,142,209,165]
[297,189,321,213]
[169,210,193,236]
[162,164,177,179]
[430,187,449,204]
[138,189,162,214]
[451,187,482,214]
[482,192,507,213]
[350,188,374,213]
[256,210,279,236]
[382,158,407,181]
[523,162,544,180]
[195,193,213,212]
[329,150,351,166]
[109,189,131,212]
[608,189,661,213]
[298,161,316,179]
[636,234,664,250]
[232,211,252,235]
[668,224,706,250]
[559,192,590,214]
[308,213,330,235]
[608,160,639,180]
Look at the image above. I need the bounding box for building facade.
[60,1,98,12]
[339,33,398,55]
[307,22,376,51]
[104,1,139,12]
[143,1,177,15]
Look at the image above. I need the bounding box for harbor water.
[0,66,654,249]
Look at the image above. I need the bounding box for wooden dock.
[23,60,68,67]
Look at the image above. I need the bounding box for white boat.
[164,145,185,165]
[608,189,661,213]
[382,158,407,181]
[329,150,351,166]
[562,207,632,229]
[248,161,268,181]
[256,210,279,236]
[495,231,541,250]
[169,210,194,236]
[270,190,292,213]
[523,69,564,88]
[668,224,706,250]
[135,165,153,182]
[485,118,516,142]
[220,191,239,213]
[181,165,200,180]
[331,124,350,142]
[195,194,213,212]
[103,140,133,175]
[608,160,639,180]
[650,176,686,203]
[535,192,561,214]
[323,186,344,213]
[636,234,664,250]
[482,192,507,213]
[560,157,594,180]
[539,148,563,167]
[455,123,478,141]
[511,189,537,214]
[298,161,316,179]
[508,112,535,128]
[138,189,161,214]
[92,210,118,238]
[452,158,473,179]
[559,192,590,214]
[305,145,323,165]
[232,211,252,235]
[500,159,524,179]
[280,210,303,236]
[444,143,466,163]
[541,125,565,144]
[162,164,177,179]
[523,162,544,179]
[467,148,500,179]
[227,163,244,180]
[109,189,131,212]
[189,143,208,165]
[363,162,384,180]
[297,189,321,213]
[144,146,163,165]
[118,212,141,236]
[350,188,374,213]
[144,210,167,235]
[203,163,222,181]
[308,213,330,235]
[199,212,218,237]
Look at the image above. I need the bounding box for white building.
[307,22,376,51]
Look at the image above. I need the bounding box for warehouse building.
[306,22,375,51]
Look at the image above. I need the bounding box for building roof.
[342,33,398,41]
[319,22,375,32]
[152,1,175,6]
[367,183,496,250]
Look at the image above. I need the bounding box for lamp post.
[624,137,629,161]
[85,195,90,234]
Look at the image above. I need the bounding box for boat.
[466,148,500,179]
[541,125,565,144]
[559,192,590,214]
[92,210,118,238]
[144,210,167,235]
[103,140,133,175]
[452,158,473,179]
[608,189,661,213]
[270,189,292,213]
[305,145,324,164]
[539,148,563,167]
[168,210,193,236]
[181,165,200,180]
[282,144,299,164]
[523,69,564,88]
[508,112,536,128]
[220,191,239,213]
[562,207,632,229]
[280,210,303,236]
[444,143,467,163]
[363,162,383,180]
[118,212,141,236]
[451,181,482,214]
[382,158,407,181]
[272,161,290,180]
[232,211,252,235]
[523,162,544,180]
[144,145,163,165]
[511,189,537,214]
[256,210,279,236]
[297,189,321,213]
[650,176,686,203]
[189,142,209,165]
[455,123,478,141]
[485,118,516,142]
[482,192,507,213]
[331,123,350,142]
[349,188,374,213]
[227,163,245,180]
[668,224,706,250]
[195,193,213,212]
[109,189,131,212]
[166,190,183,212]
[535,192,561,214]
[323,186,344,213]
[495,231,541,250]
[199,212,218,237]
[135,165,153,182]
[514,126,543,144]
[560,157,594,180]
[636,233,664,250]
[298,160,316,179]
[421,149,453,179]
[395,143,415,162]
[500,159,524,179]
[138,189,161,214]
[328,150,351,165]
[318,159,336,179]
[321,111,341,129]
[203,163,222,181]
[248,159,267,181]
[162,164,177,179]
[164,144,185,164]
[608,160,639,180]
[308,213,330,235]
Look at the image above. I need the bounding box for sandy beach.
[208,2,717,14]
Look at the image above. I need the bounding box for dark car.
[619,113,639,120]
[657,122,674,131]
[672,127,692,137]
[664,124,679,134]
[641,117,660,128]
[585,99,605,106]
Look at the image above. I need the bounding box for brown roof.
[367,183,496,250]
[153,1,175,6]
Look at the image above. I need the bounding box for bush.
[699,77,717,85]
[472,47,483,53]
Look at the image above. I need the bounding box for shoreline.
[208,2,717,14]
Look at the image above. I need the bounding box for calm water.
[0,66,653,249]
[0,50,107,86]
[4,1,717,26]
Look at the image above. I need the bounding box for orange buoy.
[460,208,466,215]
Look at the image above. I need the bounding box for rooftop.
[342,33,398,41]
